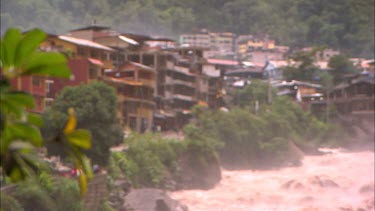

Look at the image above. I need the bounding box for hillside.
[1,0,374,57]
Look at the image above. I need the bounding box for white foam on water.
[169,150,374,211]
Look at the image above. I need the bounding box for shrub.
[0,193,24,211]
[13,181,57,211]
[193,94,333,169]
[109,133,184,188]
[6,175,83,211]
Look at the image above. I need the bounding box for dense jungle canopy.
[1,0,374,57]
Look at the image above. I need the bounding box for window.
[89,68,98,79]
[91,50,98,58]
[32,76,42,87]
[129,116,137,130]
[77,47,85,56]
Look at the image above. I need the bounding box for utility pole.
[326,89,329,122]
[267,74,272,104]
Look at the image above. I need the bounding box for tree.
[283,47,325,82]
[233,80,276,108]
[2,0,374,57]
[318,71,334,122]
[42,82,123,165]
[328,54,357,84]
[0,28,92,195]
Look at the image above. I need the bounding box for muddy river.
[169,149,374,211]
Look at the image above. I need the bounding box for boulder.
[309,176,339,188]
[123,188,188,211]
[359,184,374,194]
[177,152,221,190]
[281,180,304,190]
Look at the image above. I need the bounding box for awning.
[103,77,143,86]
[88,58,104,66]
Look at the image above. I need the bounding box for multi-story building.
[9,75,50,113]
[236,35,287,64]
[328,73,374,114]
[204,59,239,108]
[301,47,340,62]
[159,46,210,128]
[180,29,235,58]
[10,33,115,113]
[40,34,114,96]
[102,62,156,132]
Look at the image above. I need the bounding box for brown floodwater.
[169,149,374,211]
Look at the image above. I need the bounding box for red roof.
[207,59,239,66]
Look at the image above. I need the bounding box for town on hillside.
[12,26,375,134]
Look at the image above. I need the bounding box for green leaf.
[81,155,93,179]
[0,92,35,115]
[23,52,70,76]
[66,129,92,149]
[15,28,46,66]
[28,113,43,127]
[8,123,43,147]
[9,141,34,152]
[25,63,71,78]
[79,173,87,196]
[9,167,23,182]
[2,91,35,108]
[1,28,22,68]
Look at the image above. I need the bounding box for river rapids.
[169,149,374,211]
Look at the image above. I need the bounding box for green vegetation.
[2,174,83,211]
[109,133,183,187]
[108,132,219,189]
[232,80,276,107]
[192,81,337,169]
[108,81,341,187]
[1,0,373,57]
[283,48,321,82]
[0,28,92,196]
[328,54,357,84]
[42,82,123,166]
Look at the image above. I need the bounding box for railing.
[173,66,191,75]
[165,76,195,87]
[122,96,156,106]
[173,94,195,101]
[138,78,155,88]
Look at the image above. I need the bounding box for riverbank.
[169,149,374,211]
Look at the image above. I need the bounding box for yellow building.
[102,62,156,133]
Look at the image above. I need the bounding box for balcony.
[173,94,195,101]
[122,95,155,106]
[138,78,155,88]
[165,76,195,88]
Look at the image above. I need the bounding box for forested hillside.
[1,0,374,57]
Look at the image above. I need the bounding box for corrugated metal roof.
[274,80,321,88]
[119,35,139,45]
[69,25,110,32]
[58,35,114,51]
[207,59,239,66]
[122,62,155,72]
